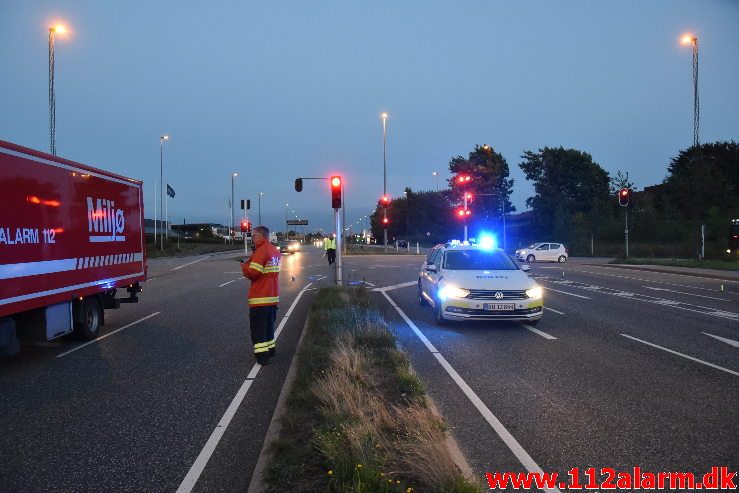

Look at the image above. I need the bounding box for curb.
[247,295,478,492]
[247,316,311,493]
[583,263,739,282]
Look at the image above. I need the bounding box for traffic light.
[456,208,472,218]
[240,220,251,233]
[295,178,303,192]
[618,188,631,207]
[241,199,251,210]
[456,175,472,185]
[465,192,473,202]
[382,216,389,227]
[378,195,391,208]
[330,176,342,208]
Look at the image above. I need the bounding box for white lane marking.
[576,269,736,293]
[218,278,241,287]
[57,312,161,358]
[378,291,559,492]
[542,287,591,299]
[373,281,417,292]
[176,282,313,493]
[223,271,243,274]
[621,334,739,377]
[171,256,210,271]
[544,307,565,315]
[523,325,557,339]
[642,286,730,301]
[702,332,739,348]
[148,277,157,281]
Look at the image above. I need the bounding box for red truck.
[0,140,146,355]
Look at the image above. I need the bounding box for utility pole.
[382,112,388,254]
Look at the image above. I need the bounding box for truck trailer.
[0,140,146,355]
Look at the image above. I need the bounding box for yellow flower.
[327,470,333,476]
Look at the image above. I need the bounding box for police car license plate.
[483,303,515,311]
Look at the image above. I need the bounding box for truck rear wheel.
[75,297,103,340]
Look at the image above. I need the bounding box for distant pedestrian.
[241,225,280,365]
[324,233,336,266]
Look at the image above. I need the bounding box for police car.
[419,239,543,325]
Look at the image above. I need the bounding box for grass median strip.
[263,286,480,493]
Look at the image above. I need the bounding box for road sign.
[287,219,308,226]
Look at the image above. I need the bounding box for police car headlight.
[526,287,543,299]
[440,286,470,299]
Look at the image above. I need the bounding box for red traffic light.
[240,220,251,232]
[456,208,472,217]
[456,175,472,185]
[618,188,631,207]
[465,192,473,201]
[378,195,391,208]
[382,217,389,226]
[330,175,342,208]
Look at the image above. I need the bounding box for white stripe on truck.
[0,259,78,280]
[0,272,145,306]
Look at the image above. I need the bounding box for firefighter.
[241,225,280,365]
[324,233,337,266]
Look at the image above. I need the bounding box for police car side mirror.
[521,264,530,272]
[425,264,438,272]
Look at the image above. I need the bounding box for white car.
[418,243,543,325]
[515,242,568,263]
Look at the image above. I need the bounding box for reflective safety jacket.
[324,237,336,250]
[242,240,280,306]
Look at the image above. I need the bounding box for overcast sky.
[2,1,738,233]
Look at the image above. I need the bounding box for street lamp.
[258,192,264,225]
[285,203,289,238]
[159,135,169,250]
[432,171,439,192]
[680,33,699,147]
[48,24,66,156]
[231,173,238,242]
[381,112,389,253]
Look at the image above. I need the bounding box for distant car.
[398,240,408,248]
[419,242,543,325]
[278,240,300,254]
[515,243,568,263]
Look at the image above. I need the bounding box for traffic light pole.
[625,207,629,258]
[334,207,342,286]
[463,191,468,242]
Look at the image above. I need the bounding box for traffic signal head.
[465,192,473,202]
[618,188,631,207]
[295,178,303,192]
[330,175,342,208]
[240,220,251,233]
[246,199,251,210]
[378,195,391,208]
[456,208,472,218]
[382,217,389,227]
[456,175,472,185]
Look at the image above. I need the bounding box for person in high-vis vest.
[324,233,336,266]
[241,225,280,365]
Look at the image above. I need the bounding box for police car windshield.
[444,250,518,270]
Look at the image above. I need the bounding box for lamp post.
[231,173,238,243]
[285,203,289,239]
[381,112,389,253]
[432,171,439,192]
[48,24,66,156]
[681,34,700,147]
[258,192,264,225]
[159,135,169,250]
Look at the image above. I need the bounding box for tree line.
[369,141,738,258]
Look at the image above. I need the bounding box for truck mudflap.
[0,318,20,356]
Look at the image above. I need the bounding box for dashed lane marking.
[522,325,557,339]
[171,256,210,271]
[621,334,739,377]
[544,307,565,315]
[702,332,739,348]
[642,286,730,302]
[57,312,161,358]
[542,287,591,299]
[575,269,737,293]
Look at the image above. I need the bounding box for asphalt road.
[0,247,334,493]
[353,253,739,489]
[1,247,737,491]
